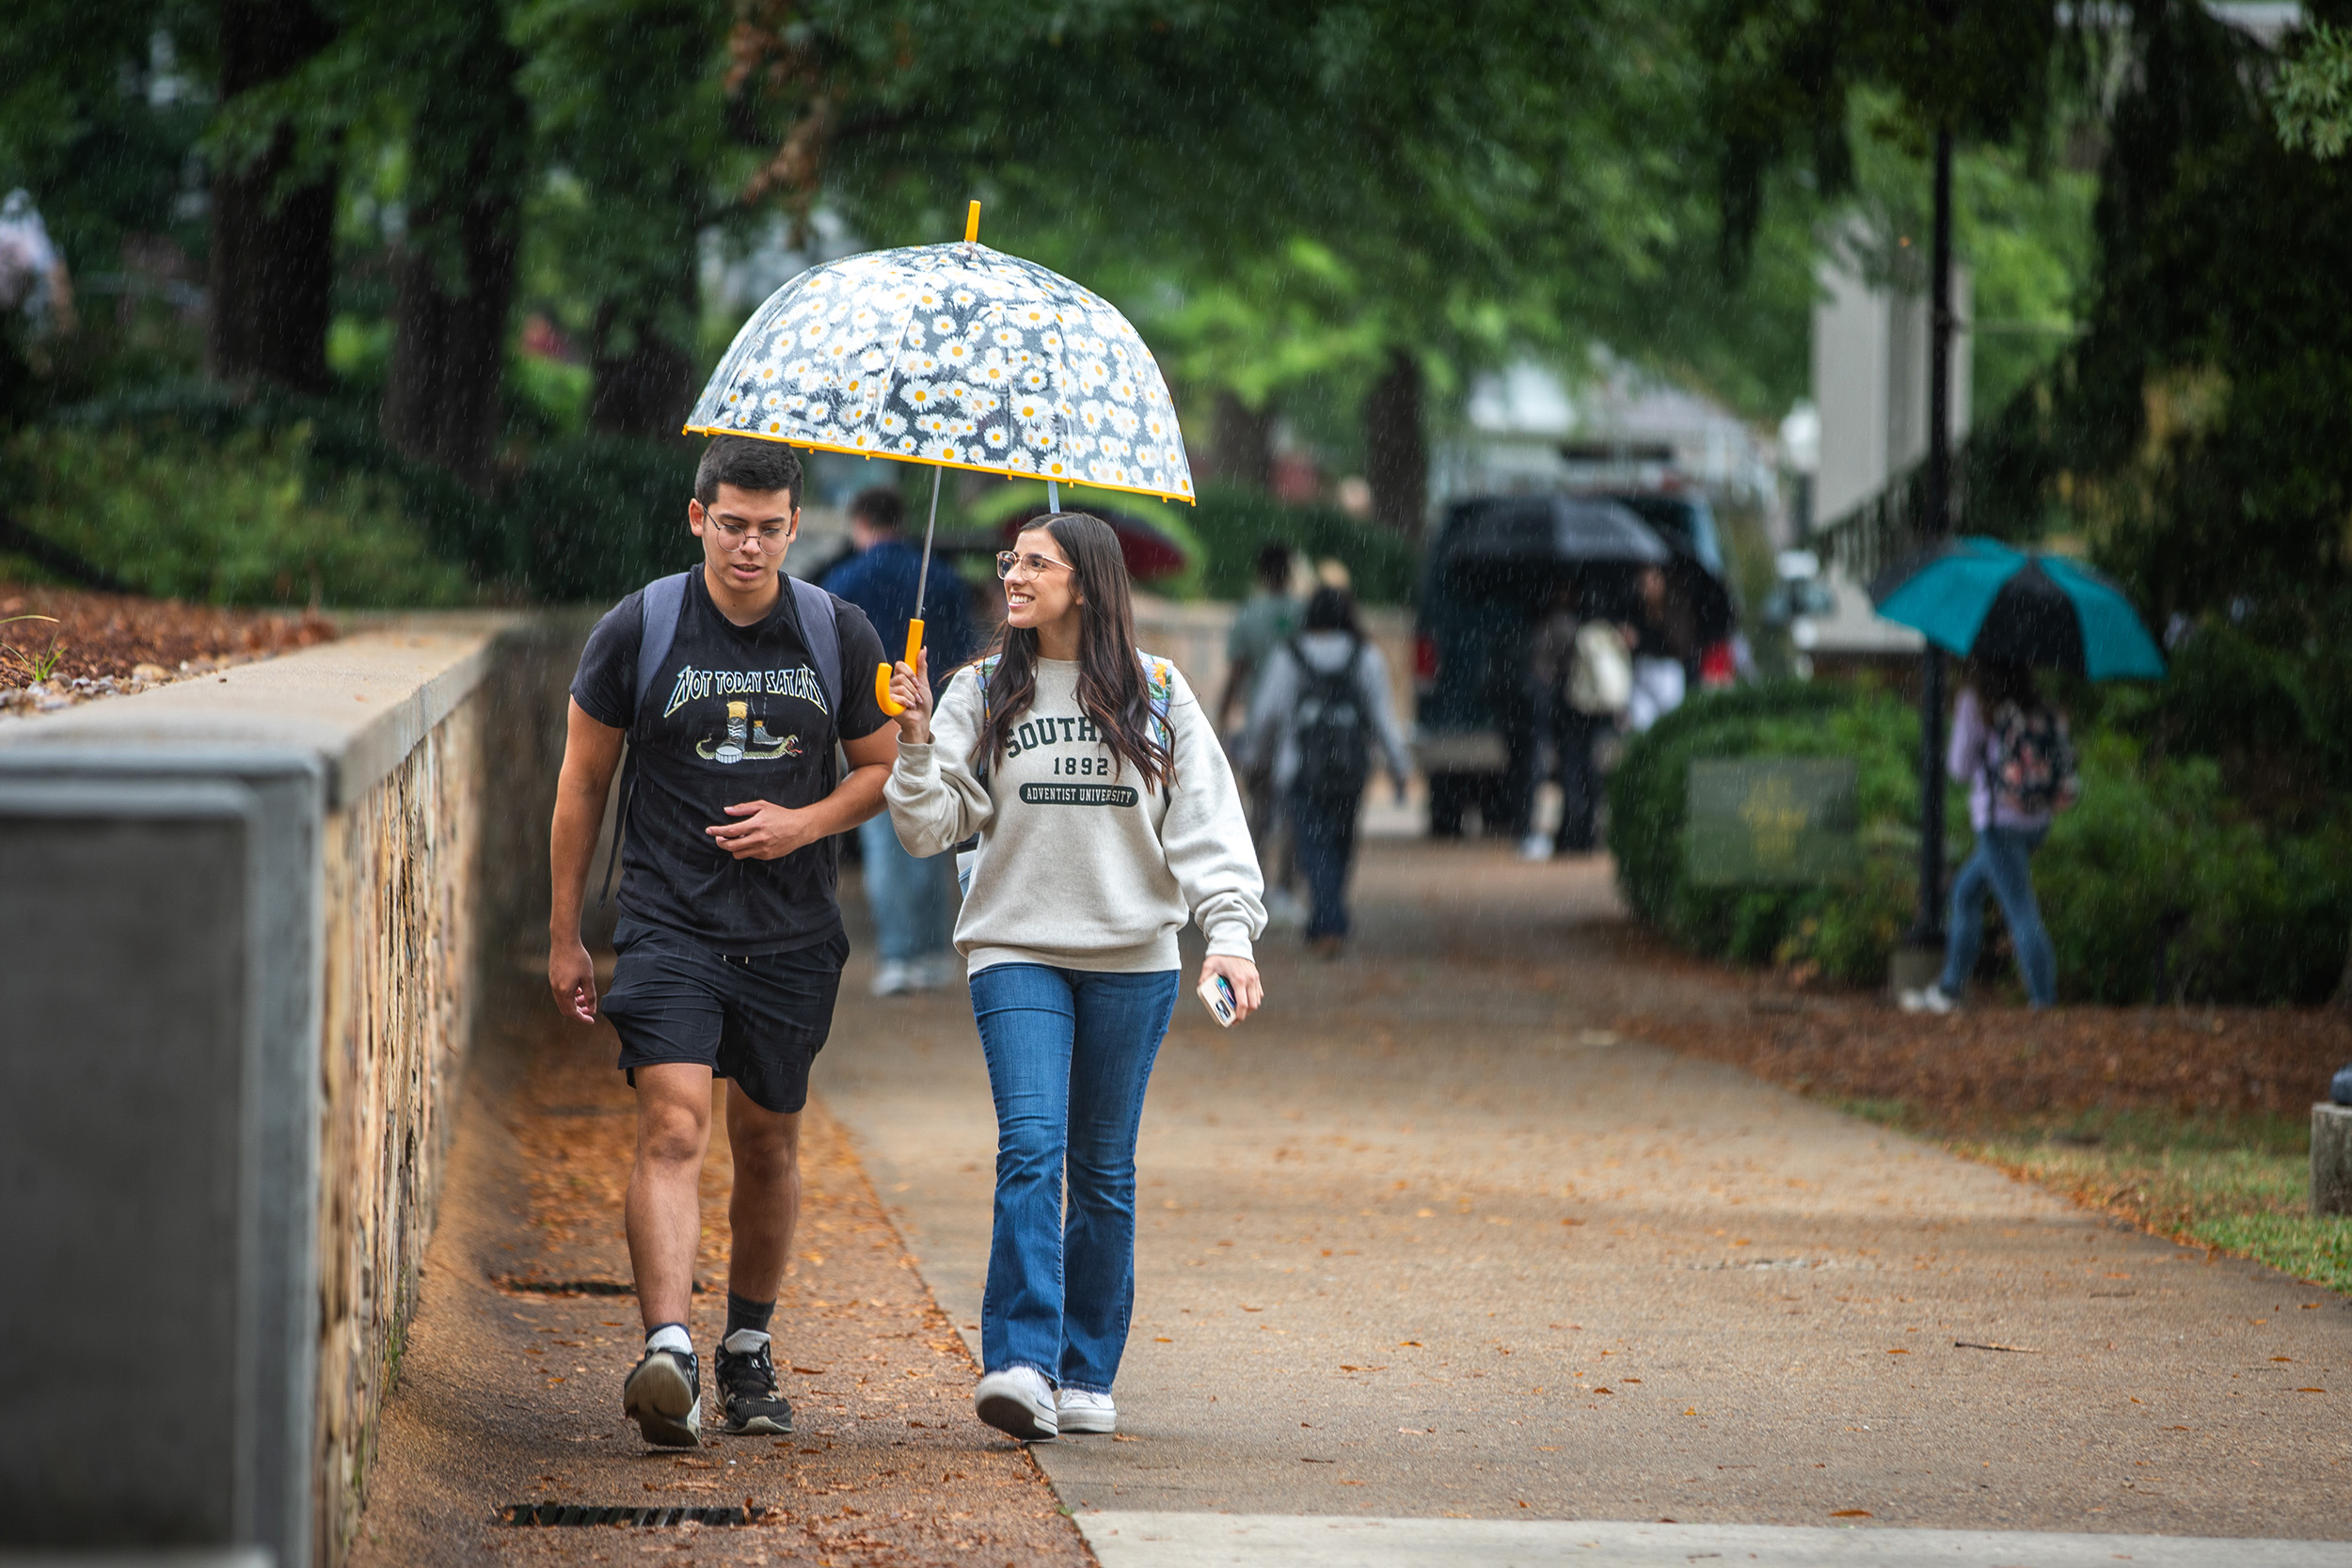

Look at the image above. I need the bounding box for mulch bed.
[0,580,336,714]
[1615,963,2352,1128]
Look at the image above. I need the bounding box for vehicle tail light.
[1699,639,1736,689]
[1414,635,1438,683]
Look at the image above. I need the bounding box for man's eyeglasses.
[996,550,1074,579]
[711,518,793,552]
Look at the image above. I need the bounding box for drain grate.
[501,1503,750,1528]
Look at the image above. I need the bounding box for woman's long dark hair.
[968,512,1174,790]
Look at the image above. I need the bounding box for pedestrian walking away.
[882,511,1266,1442]
[546,436,898,1449]
[1244,585,1410,956]
[1905,658,2077,1014]
[1527,577,1628,858]
[1216,543,1302,928]
[822,483,974,997]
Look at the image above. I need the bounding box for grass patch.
[1861,1100,2352,1292]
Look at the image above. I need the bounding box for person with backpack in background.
[882,512,1265,1442]
[823,483,973,995]
[1525,577,1629,858]
[1245,585,1411,957]
[1216,543,1303,927]
[547,436,898,1448]
[1904,658,2077,1014]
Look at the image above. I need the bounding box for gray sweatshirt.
[886,654,1266,975]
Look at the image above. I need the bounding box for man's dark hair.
[1254,542,1292,592]
[850,484,906,532]
[694,436,803,508]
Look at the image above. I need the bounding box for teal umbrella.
[1869,537,2166,680]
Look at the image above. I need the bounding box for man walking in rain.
[546,436,898,1447]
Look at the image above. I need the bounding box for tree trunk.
[1209,389,1276,491]
[588,303,696,437]
[381,22,529,491]
[1364,347,1427,538]
[207,0,338,393]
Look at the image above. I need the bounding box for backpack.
[1987,699,2077,818]
[596,571,843,905]
[1287,634,1372,804]
[1568,620,1633,715]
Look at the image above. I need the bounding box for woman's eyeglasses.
[996,550,1074,579]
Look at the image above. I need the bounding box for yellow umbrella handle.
[875,618,926,716]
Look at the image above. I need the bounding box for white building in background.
[1435,355,1781,522]
[1810,253,1971,527]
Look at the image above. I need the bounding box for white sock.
[723,1327,771,1354]
[644,1323,692,1356]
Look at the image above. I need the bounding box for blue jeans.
[968,963,1180,1393]
[859,814,952,964]
[1288,789,1360,941]
[1940,824,2056,1007]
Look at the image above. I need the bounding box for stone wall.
[0,619,584,1568]
[311,695,482,1560]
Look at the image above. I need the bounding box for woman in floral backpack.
[1906,659,2077,1014]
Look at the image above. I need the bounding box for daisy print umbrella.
[684,202,1195,715]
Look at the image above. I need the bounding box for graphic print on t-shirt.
[568,571,888,955]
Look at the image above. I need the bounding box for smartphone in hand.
[1198,973,1238,1027]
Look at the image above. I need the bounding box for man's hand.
[1200,953,1264,1023]
[710,799,825,860]
[549,937,598,1023]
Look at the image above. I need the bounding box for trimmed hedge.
[1608,681,2352,1004]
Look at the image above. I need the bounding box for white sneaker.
[869,959,915,997]
[1899,985,1957,1015]
[973,1366,1057,1440]
[1518,833,1553,862]
[1057,1388,1116,1435]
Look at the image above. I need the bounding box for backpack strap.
[1139,649,1174,751]
[632,571,692,725]
[600,572,691,908]
[787,575,842,717]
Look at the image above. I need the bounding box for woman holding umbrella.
[1904,658,2074,1014]
[882,511,1265,1441]
[1874,539,2161,1015]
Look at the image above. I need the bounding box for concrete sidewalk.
[815,839,2352,1557]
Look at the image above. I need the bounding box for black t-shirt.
[571,570,890,955]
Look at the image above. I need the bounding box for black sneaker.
[623,1347,702,1448]
[716,1338,794,1435]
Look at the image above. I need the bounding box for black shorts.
[600,920,849,1115]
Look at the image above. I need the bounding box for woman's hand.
[1200,953,1263,1023]
[889,648,933,744]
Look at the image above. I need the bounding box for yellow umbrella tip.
[965,200,981,243]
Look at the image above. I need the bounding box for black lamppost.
[1909,123,1956,949]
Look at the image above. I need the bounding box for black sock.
[724,1291,775,1343]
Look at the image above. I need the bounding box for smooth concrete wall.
[0,617,584,1568]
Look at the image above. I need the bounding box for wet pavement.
[818,837,2352,1555]
[353,832,2352,1565]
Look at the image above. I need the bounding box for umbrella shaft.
[914,466,940,626]
[1047,479,1059,515]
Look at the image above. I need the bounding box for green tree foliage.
[2053,1,2352,623]
[1702,0,2061,278]
[2275,19,2352,158]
